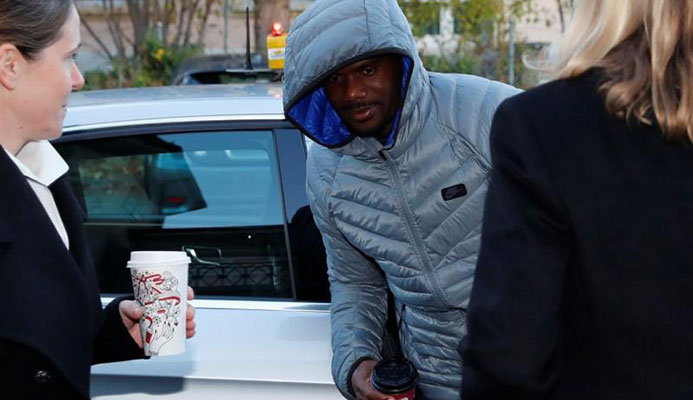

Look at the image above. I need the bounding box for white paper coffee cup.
[128,251,190,356]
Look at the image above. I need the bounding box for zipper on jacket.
[396,303,407,361]
[398,303,406,332]
[378,150,452,309]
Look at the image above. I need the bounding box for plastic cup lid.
[127,251,190,268]
[370,359,418,394]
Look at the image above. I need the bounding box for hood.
[283,0,428,155]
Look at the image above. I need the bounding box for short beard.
[348,118,394,142]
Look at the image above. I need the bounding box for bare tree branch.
[126,0,149,55]
[556,0,566,32]
[103,0,126,59]
[196,0,217,46]
[173,0,191,46]
[143,0,152,34]
[183,0,202,46]
[152,0,161,23]
[80,17,114,60]
[161,0,176,47]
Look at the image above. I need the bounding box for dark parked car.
[169,54,283,85]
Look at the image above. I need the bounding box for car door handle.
[183,245,222,266]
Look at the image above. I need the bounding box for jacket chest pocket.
[445,137,489,197]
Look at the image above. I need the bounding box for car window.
[57,130,293,299]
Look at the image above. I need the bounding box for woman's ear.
[0,44,23,90]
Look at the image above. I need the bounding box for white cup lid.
[127,251,190,268]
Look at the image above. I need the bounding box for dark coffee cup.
[370,359,418,400]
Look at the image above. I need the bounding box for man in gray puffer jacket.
[283,0,519,399]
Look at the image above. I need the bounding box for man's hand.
[351,359,394,400]
[119,286,197,348]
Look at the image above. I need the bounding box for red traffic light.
[271,22,283,36]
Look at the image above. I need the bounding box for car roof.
[63,83,285,133]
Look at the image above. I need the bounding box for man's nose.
[344,75,366,100]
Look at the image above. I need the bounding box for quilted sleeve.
[306,148,388,399]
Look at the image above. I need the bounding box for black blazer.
[0,148,143,399]
[462,71,693,399]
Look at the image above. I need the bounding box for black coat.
[0,148,143,399]
[462,70,693,400]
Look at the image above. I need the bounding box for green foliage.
[82,69,119,91]
[451,0,502,39]
[421,54,479,75]
[397,0,540,86]
[400,1,442,36]
[83,37,202,90]
[140,35,203,86]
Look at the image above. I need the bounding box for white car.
[57,84,340,399]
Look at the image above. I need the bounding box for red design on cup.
[388,390,415,400]
[132,271,182,352]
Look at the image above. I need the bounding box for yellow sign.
[267,33,288,70]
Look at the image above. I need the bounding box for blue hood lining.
[287,56,413,149]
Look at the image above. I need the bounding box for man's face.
[324,55,403,140]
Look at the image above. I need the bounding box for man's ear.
[0,44,24,90]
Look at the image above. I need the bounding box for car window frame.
[54,119,330,309]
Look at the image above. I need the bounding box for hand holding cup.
[351,359,396,400]
[120,286,196,348]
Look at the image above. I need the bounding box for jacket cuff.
[345,356,378,397]
[92,295,148,365]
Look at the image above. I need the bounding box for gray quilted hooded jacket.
[283,0,519,398]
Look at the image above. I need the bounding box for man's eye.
[362,66,375,76]
[327,75,341,84]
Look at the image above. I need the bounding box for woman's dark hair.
[0,0,74,60]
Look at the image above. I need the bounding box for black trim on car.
[272,129,298,300]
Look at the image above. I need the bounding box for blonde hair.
[548,0,693,141]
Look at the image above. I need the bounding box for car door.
[54,121,339,399]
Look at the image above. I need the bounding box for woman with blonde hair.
[461,0,693,398]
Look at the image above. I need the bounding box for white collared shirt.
[4,141,70,249]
